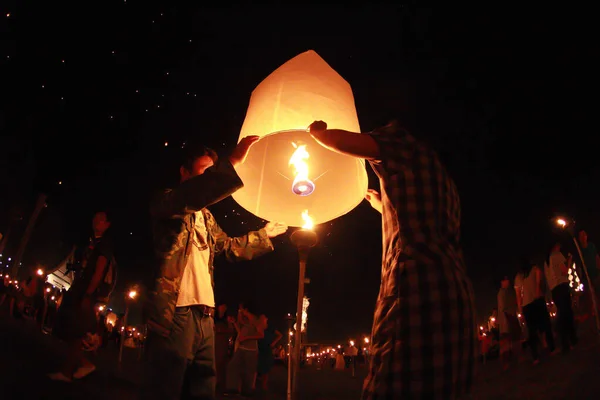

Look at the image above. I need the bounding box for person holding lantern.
[309,120,476,400]
[141,138,288,400]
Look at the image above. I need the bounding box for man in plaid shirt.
[310,120,476,399]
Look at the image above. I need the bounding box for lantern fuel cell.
[289,143,315,196]
[232,50,368,227]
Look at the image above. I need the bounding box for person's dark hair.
[519,256,534,278]
[241,301,257,316]
[181,143,218,172]
[546,242,559,266]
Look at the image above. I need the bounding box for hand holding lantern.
[264,222,288,238]
[308,120,328,134]
[229,135,260,167]
[365,189,383,214]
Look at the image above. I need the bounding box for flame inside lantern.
[289,142,315,196]
[301,210,314,230]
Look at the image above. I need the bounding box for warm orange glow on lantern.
[231,50,368,227]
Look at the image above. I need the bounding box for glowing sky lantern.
[231,50,368,227]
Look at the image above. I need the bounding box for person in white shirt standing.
[497,276,521,370]
[544,242,578,352]
[515,258,556,364]
[142,139,288,400]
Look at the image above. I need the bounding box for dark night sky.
[0,3,598,341]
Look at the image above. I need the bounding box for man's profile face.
[579,230,588,243]
[180,155,214,182]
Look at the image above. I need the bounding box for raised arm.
[150,136,259,219]
[309,120,418,169]
[309,127,380,160]
[150,159,243,219]
[271,329,283,347]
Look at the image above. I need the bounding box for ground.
[1,314,600,399]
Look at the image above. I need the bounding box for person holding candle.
[309,120,476,400]
[141,138,288,400]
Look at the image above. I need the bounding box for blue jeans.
[141,306,216,400]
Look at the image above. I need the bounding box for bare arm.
[271,330,283,347]
[534,268,543,299]
[497,292,505,314]
[310,129,380,160]
[515,286,523,310]
[240,330,265,341]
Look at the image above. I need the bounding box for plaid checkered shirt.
[362,124,477,400]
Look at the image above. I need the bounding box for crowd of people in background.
[0,267,65,329]
[481,229,600,370]
[7,120,599,400]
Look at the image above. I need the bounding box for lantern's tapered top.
[232,50,368,227]
[239,50,361,137]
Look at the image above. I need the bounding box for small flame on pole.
[301,210,314,230]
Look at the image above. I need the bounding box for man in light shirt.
[141,138,288,400]
[544,243,577,352]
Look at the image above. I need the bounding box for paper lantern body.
[232,50,368,227]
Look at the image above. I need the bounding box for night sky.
[1,4,597,341]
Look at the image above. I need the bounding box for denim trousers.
[140,306,216,400]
